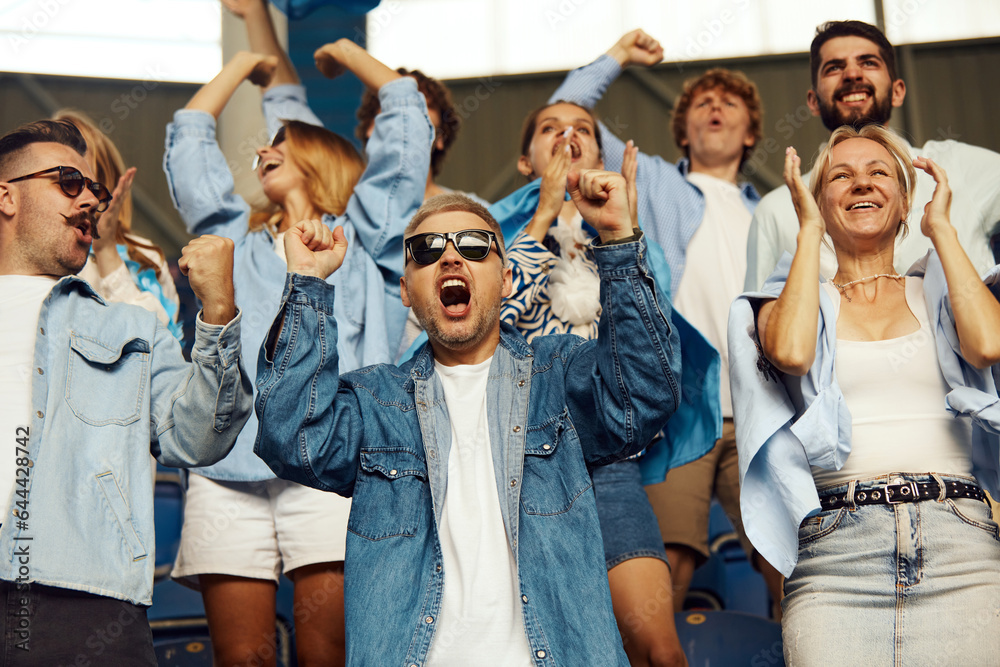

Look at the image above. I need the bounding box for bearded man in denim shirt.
[255,168,681,665]
[0,119,251,664]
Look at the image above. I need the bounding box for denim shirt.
[0,277,250,605]
[729,251,1000,576]
[163,77,431,481]
[254,238,681,666]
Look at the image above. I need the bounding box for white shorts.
[171,474,350,590]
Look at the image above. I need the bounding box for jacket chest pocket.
[65,334,150,426]
[520,413,593,516]
[348,449,427,541]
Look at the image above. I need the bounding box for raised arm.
[756,148,824,376]
[563,169,680,461]
[223,0,299,88]
[255,223,365,495]
[164,53,276,238]
[551,29,662,111]
[314,38,401,90]
[185,51,277,119]
[151,234,251,467]
[915,156,1000,368]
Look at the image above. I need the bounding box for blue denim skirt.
[591,459,669,570]
[782,473,1000,666]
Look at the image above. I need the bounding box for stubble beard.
[818,86,893,132]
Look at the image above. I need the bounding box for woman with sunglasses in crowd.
[730,126,1000,664]
[162,35,431,665]
[55,110,183,341]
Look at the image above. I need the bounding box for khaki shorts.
[171,474,350,590]
[644,419,754,566]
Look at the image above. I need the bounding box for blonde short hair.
[810,124,915,238]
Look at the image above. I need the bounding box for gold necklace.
[830,273,903,302]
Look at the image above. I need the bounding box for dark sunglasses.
[8,166,112,213]
[252,125,288,170]
[405,229,503,265]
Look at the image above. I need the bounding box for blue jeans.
[592,459,669,570]
[782,473,1000,666]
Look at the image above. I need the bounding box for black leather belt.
[820,479,984,511]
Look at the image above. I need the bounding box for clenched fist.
[179,235,237,325]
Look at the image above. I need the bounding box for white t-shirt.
[812,278,973,486]
[673,171,752,418]
[425,356,533,666]
[0,276,57,508]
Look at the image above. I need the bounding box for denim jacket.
[255,238,681,665]
[0,277,251,605]
[164,77,431,481]
[729,251,1000,576]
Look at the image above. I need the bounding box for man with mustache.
[745,20,1000,290]
[0,119,251,663]
[254,172,681,665]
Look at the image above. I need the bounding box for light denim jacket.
[0,277,250,605]
[254,238,681,666]
[729,251,1000,576]
[163,78,431,481]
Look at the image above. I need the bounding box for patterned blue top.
[501,226,601,342]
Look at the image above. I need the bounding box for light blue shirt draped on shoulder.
[729,250,1000,576]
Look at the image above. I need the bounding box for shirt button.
[521,594,528,603]
[36,368,43,375]
[436,565,442,572]
[510,479,517,487]
[39,327,45,335]
[429,451,436,459]
[518,380,525,387]
[512,426,521,433]
[536,650,546,658]
[35,411,43,419]
[542,444,551,451]
[389,469,398,476]
[425,616,434,624]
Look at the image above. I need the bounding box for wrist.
[606,44,629,67]
[796,223,825,246]
[598,227,641,245]
[200,303,237,326]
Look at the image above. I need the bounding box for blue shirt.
[0,278,251,605]
[163,78,432,481]
[729,251,1000,576]
[550,53,760,292]
[255,238,681,666]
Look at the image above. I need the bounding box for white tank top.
[811,277,972,486]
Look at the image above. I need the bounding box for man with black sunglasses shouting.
[254,168,681,665]
[0,119,252,663]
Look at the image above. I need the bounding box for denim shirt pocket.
[66,334,150,426]
[349,448,428,541]
[520,412,593,516]
[96,471,148,561]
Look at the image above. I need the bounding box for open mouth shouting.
[439,276,471,317]
[259,159,282,177]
